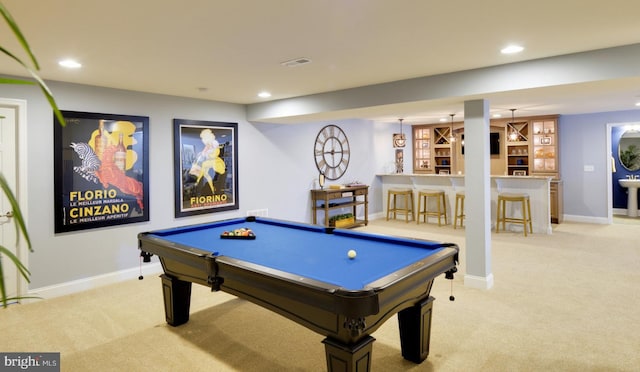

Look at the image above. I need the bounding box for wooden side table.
[311,185,369,228]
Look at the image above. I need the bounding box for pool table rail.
[138,232,216,288]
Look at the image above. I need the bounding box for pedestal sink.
[618,179,640,217]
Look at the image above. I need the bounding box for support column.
[463,99,494,289]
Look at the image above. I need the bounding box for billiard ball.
[347,249,357,259]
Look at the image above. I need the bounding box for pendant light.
[393,118,406,148]
[508,109,519,141]
[449,114,456,142]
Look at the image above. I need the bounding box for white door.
[0,98,26,303]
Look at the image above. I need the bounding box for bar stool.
[496,192,533,236]
[386,188,415,222]
[453,191,465,229]
[417,189,447,226]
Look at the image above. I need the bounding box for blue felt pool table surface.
[148,217,450,290]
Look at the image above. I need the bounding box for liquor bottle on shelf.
[114,132,127,171]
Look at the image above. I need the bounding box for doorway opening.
[0,98,28,304]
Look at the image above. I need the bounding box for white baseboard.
[27,262,163,301]
[464,273,494,290]
[563,214,609,224]
[369,212,385,220]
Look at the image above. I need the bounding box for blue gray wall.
[2,79,639,290]
[1,80,394,289]
[559,110,640,221]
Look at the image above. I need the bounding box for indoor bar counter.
[377,173,553,234]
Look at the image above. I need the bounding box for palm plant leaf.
[0,45,66,126]
[0,2,39,68]
[0,173,31,250]
[0,246,32,307]
[1,1,65,306]
[0,7,66,126]
[0,173,33,307]
[0,76,35,85]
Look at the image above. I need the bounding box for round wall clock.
[314,125,350,180]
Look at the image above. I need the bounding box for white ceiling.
[2,0,640,124]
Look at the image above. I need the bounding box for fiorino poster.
[173,119,238,217]
[54,111,149,233]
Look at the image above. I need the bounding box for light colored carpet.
[1,218,639,371]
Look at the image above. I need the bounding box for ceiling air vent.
[280,57,312,67]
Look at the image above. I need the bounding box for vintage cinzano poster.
[173,119,238,217]
[54,111,149,233]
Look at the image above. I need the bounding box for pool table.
[138,216,458,372]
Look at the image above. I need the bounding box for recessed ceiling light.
[493,113,502,118]
[501,45,524,54]
[258,91,271,98]
[439,118,447,122]
[635,101,640,107]
[58,59,82,68]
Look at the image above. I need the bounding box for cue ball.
[347,249,357,259]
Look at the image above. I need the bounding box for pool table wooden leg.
[397,296,434,363]
[322,335,375,372]
[161,274,192,326]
